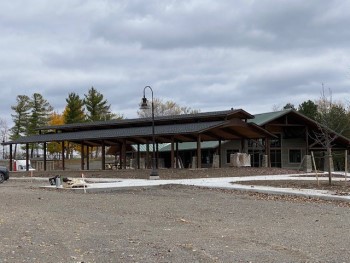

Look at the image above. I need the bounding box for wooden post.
[61,141,65,170]
[197,135,201,169]
[146,143,150,169]
[122,139,126,169]
[327,147,332,185]
[86,146,90,170]
[219,139,222,168]
[25,143,29,171]
[311,151,319,186]
[171,138,175,169]
[81,142,85,170]
[265,137,271,167]
[9,144,13,171]
[43,142,47,171]
[345,149,348,182]
[101,141,106,170]
[156,143,159,168]
[137,144,140,169]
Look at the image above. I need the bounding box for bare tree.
[312,85,350,185]
[137,98,199,118]
[0,118,9,159]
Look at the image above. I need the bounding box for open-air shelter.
[3,109,276,171]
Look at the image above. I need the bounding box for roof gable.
[249,109,292,126]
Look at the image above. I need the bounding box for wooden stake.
[345,150,348,182]
[311,151,319,186]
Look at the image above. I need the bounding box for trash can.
[49,175,61,187]
[55,177,61,188]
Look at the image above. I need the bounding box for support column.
[305,126,309,154]
[171,138,175,169]
[61,141,65,170]
[176,142,179,168]
[156,143,159,168]
[137,144,140,169]
[122,139,127,169]
[101,141,106,170]
[265,137,271,167]
[146,143,150,169]
[9,144,13,171]
[25,143,29,171]
[43,142,47,171]
[81,142,85,170]
[197,135,201,169]
[219,139,222,168]
[86,146,90,170]
[119,142,122,169]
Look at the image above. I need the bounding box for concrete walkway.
[15,172,350,202]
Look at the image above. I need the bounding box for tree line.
[3,86,198,159]
[6,87,119,159]
[280,88,350,138]
[2,85,349,161]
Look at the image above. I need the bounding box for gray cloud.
[0,0,350,127]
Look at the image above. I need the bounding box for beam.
[173,134,195,142]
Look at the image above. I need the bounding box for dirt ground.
[1,179,350,263]
[237,173,350,195]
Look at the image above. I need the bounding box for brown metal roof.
[37,109,254,132]
[5,117,275,147]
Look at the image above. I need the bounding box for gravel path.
[1,180,350,262]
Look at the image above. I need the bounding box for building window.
[270,134,281,148]
[289,149,302,163]
[270,149,281,168]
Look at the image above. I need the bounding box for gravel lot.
[1,179,350,263]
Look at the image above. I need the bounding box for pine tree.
[84,87,112,122]
[63,92,85,124]
[9,95,31,158]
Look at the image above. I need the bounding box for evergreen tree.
[27,93,53,157]
[63,92,85,124]
[298,100,318,120]
[9,95,31,158]
[28,93,53,135]
[84,87,112,121]
[63,92,85,159]
[283,103,295,110]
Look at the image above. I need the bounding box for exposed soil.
[237,178,350,194]
[10,166,304,180]
[1,180,350,262]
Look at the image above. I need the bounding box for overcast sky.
[1,0,350,127]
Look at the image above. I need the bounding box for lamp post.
[2,139,4,159]
[140,86,159,179]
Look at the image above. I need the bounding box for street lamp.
[140,86,159,179]
[2,139,4,159]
